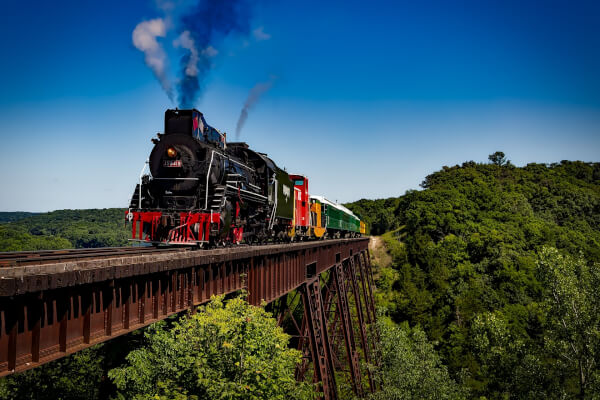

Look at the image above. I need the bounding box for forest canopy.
[346,158,600,399]
[0,208,129,250]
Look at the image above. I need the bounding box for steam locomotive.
[126,109,365,246]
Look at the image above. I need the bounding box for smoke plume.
[132,0,258,108]
[173,31,199,77]
[235,77,276,139]
[132,18,173,100]
[176,0,253,108]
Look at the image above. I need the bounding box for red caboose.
[289,174,310,238]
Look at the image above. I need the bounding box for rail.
[0,247,187,267]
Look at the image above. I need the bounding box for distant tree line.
[0,212,39,223]
[0,208,130,250]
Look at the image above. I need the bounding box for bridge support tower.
[271,251,379,399]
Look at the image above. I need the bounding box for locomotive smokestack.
[235,77,276,139]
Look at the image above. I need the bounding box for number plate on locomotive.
[163,160,182,167]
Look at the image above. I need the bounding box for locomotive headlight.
[166,147,177,158]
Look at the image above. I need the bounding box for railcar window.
[294,180,304,185]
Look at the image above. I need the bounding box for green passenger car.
[310,195,360,235]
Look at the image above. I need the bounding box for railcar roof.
[310,195,359,220]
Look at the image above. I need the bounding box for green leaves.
[109,296,317,400]
[0,224,72,251]
[488,151,508,166]
[537,248,600,398]
[347,159,600,399]
[0,346,105,400]
[365,319,468,400]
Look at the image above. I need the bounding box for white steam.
[132,18,173,100]
[173,30,199,77]
[202,45,219,58]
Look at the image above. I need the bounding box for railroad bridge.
[0,238,377,399]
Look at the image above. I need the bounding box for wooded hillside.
[0,208,129,250]
[347,158,600,399]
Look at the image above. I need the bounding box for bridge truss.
[0,238,378,398]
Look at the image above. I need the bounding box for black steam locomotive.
[127,109,294,246]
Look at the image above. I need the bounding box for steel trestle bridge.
[0,238,378,399]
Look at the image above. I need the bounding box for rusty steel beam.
[348,256,376,392]
[0,238,368,379]
[332,263,363,396]
[357,253,374,326]
[276,254,379,399]
[300,278,337,400]
[358,252,380,370]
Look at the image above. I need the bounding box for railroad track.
[0,246,189,268]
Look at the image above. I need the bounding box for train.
[126,109,365,246]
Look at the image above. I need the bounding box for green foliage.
[348,159,600,399]
[365,318,467,400]
[488,151,509,166]
[537,247,600,399]
[0,346,104,400]
[469,310,561,399]
[2,208,130,248]
[109,296,317,400]
[0,224,72,251]
[1,158,598,399]
[345,198,401,235]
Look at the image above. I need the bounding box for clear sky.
[0,0,598,212]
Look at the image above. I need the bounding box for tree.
[364,319,467,400]
[488,151,508,166]
[0,346,104,400]
[109,296,316,400]
[537,247,600,399]
[470,311,561,399]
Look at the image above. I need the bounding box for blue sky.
[0,0,598,212]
